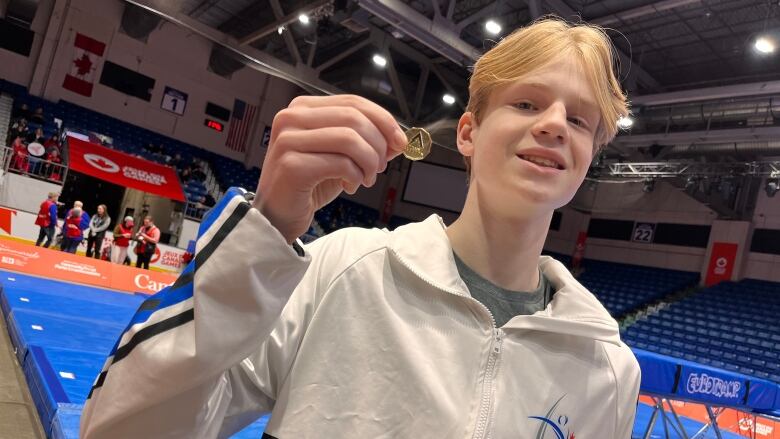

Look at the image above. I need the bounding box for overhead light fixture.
[755,36,776,54]
[277,26,285,35]
[766,179,779,197]
[642,179,655,193]
[485,20,501,35]
[617,115,634,129]
[372,54,387,67]
[442,94,455,105]
[298,14,310,24]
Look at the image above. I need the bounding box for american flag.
[226,99,257,153]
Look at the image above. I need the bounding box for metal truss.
[606,161,780,178]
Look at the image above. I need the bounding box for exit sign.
[204,118,224,132]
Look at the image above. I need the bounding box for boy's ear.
[457,112,476,158]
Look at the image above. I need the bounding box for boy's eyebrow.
[512,82,600,116]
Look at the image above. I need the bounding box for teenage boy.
[82,18,640,438]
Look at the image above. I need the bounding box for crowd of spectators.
[33,193,159,270]
[6,103,66,182]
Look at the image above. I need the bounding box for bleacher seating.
[0,80,260,194]
[622,278,780,383]
[576,260,700,317]
[0,270,269,438]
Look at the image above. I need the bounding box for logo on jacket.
[529,394,575,439]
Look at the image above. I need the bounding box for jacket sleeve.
[614,344,641,439]
[80,213,90,231]
[49,204,57,226]
[80,187,332,438]
[94,216,111,234]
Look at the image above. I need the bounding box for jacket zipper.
[392,254,503,439]
[472,328,502,439]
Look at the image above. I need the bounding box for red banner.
[0,239,176,294]
[705,242,739,286]
[381,187,397,223]
[67,136,185,202]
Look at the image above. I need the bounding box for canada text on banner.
[67,136,186,202]
[62,33,106,97]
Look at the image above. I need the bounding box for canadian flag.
[62,33,106,97]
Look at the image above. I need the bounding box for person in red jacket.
[61,207,85,254]
[34,192,60,247]
[10,136,29,173]
[134,216,160,270]
[43,148,63,182]
[112,216,134,264]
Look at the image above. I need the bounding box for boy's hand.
[254,95,408,244]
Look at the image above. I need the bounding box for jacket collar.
[387,215,621,345]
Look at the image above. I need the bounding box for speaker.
[120,3,161,41]
[208,44,246,78]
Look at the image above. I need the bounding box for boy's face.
[458,57,600,217]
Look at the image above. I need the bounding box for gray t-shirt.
[453,252,552,327]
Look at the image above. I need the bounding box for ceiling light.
[642,179,655,193]
[485,20,501,35]
[755,36,776,54]
[617,115,634,129]
[442,94,455,105]
[372,54,387,67]
[277,26,285,35]
[298,14,310,24]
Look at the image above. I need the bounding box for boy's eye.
[513,102,537,111]
[568,117,589,128]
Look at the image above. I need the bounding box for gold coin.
[403,127,432,161]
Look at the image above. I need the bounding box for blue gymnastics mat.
[0,270,144,310]
[0,284,141,326]
[7,309,125,363]
[22,345,105,434]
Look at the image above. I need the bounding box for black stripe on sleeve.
[112,308,194,364]
[87,370,107,399]
[195,200,250,271]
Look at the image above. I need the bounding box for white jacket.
[81,188,640,439]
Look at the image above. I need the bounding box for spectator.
[112,216,134,265]
[43,148,63,182]
[34,192,59,248]
[65,201,91,235]
[27,127,45,144]
[86,204,111,259]
[44,134,60,155]
[9,118,28,140]
[61,207,84,254]
[11,103,30,121]
[9,136,29,173]
[31,107,45,125]
[134,215,159,270]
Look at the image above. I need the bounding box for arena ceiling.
[140,0,780,125]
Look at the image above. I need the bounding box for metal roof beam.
[632,80,780,106]
[543,0,663,91]
[590,0,702,27]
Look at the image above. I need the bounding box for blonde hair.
[464,18,628,173]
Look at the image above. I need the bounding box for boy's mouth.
[518,154,564,170]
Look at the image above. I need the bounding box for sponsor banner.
[0,239,176,294]
[705,241,739,286]
[0,207,186,273]
[678,367,746,406]
[67,136,186,202]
